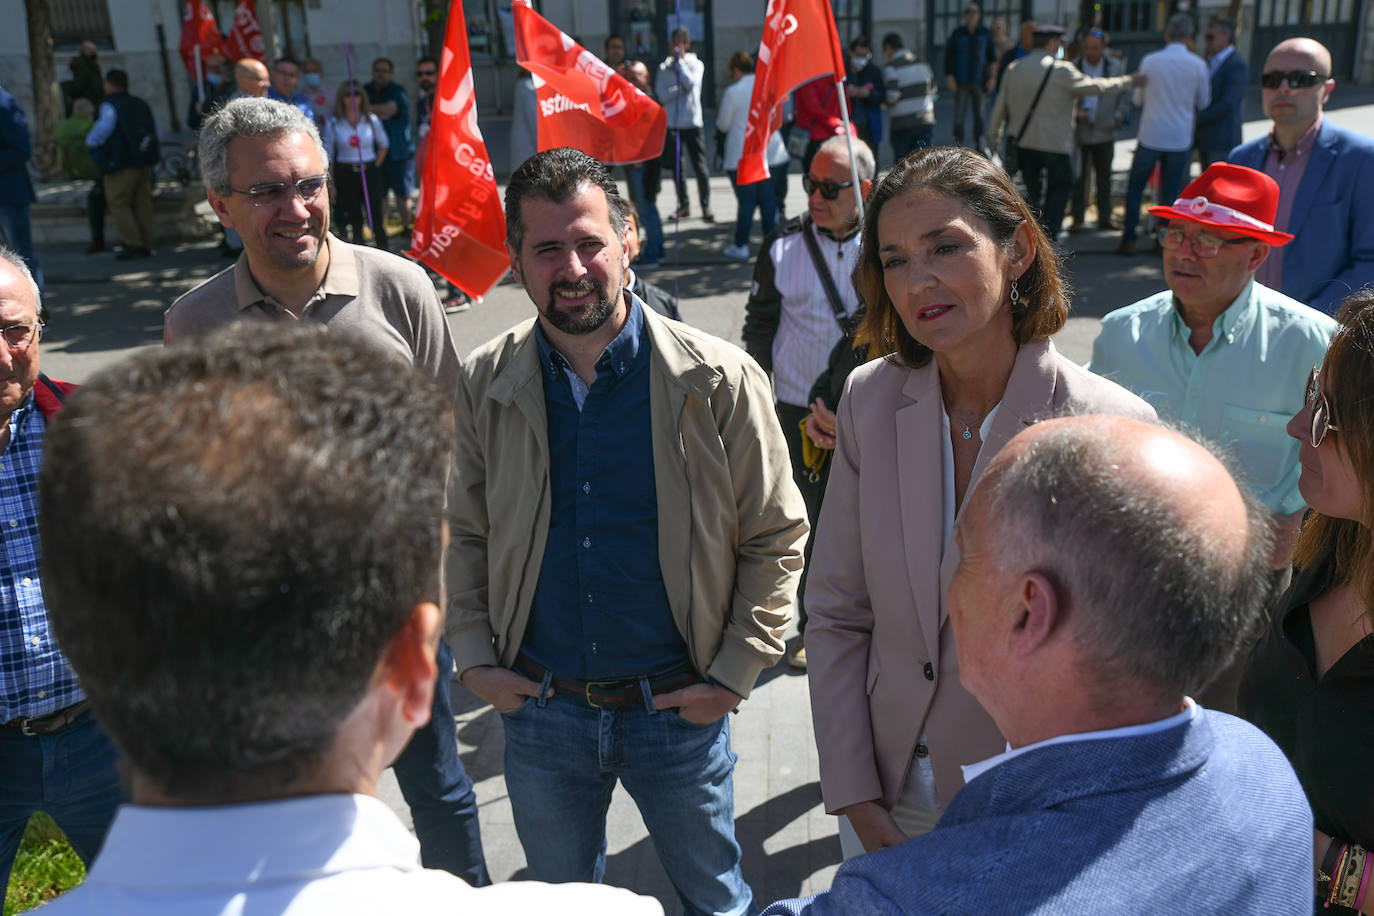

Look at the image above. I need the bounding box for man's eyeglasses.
[1260,70,1328,90]
[1157,225,1254,258]
[0,321,43,352]
[803,176,855,201]
[225,175,329,207]
[1304,366,1340,448]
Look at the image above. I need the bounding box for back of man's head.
[105,69,129,93]
[39,323,453,804]
[882,32,904,53]
[1165,12,1195,42]
[979,417,1272,700]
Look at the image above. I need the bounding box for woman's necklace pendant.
[962,427,973,440]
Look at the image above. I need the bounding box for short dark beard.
[542,279,617,335]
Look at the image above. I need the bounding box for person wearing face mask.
[845,37,884,152]
[188,51,234,132]
[301,59,331,128]
[67,40,103,109]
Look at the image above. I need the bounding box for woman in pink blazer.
[806,147,1155,858]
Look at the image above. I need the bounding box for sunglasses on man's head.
[1260,70,1327,90]
[803,175,855,201]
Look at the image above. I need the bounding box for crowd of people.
[0,13,1371,916]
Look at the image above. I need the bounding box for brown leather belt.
[2,699,91,736]
[515,651,701,710]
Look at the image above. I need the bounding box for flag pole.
[342,25,376,240]
[834,75,864,227]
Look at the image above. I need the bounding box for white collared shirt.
[42,793,663,915]
[961,697,1200,786]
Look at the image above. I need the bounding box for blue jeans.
[501,688,756,916]
[728,170,777,249]
[626,164,664,262]
[890,124,933,162]
[391,639,491,886]
[0,710,125,887]
[1122,145,1191,243]
[0,203,43,292]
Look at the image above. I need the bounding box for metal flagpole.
[834,75,865,227]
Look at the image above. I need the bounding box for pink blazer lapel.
[896,363,946,663]
[937,339,1060,631]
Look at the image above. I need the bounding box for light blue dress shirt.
[1088,280,1335,514]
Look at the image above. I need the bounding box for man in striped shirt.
[0,246,123,889]
[882,33,936,162]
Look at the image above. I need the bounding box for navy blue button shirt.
[525,299,691,680]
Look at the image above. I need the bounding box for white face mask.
[1055,45,1065,59]
[851,55,869,70]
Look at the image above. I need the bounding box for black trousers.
[777,400,829,636]
[1018,148,1073,241]
[662,127,711,211]
[1071,140,1114,226]
[334,161,388,251]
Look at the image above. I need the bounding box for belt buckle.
[583,679,625,709]
[19,718,37,737]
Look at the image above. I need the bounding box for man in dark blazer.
[0,85,42,290]
[764,416,1313,915]
[1228,37,1374,314]
[1196,16,1248,166]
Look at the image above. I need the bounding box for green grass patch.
[3,813,85,916]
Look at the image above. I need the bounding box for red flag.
[513,1,666,165]
[407,2,508,299]
[224,0,266,62]
[179,0,224,79]
[737,0,847,184]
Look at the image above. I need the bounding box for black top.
[1237,555,1374,852]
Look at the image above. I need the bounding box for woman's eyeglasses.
[1260,70,1328,90]
[803,176,854,201]
[1304,365,1340,448]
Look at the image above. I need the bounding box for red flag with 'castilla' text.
[407,0,508,299]
[737,0,846,184]
[223,0,266,62]
[513,1,666,165]
[179,0,224,80]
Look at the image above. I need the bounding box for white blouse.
[324,113,389,165]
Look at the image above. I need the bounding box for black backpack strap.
[800,217,858,337]
[38,373,66,404]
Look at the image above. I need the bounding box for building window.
[831,0,872,45]
[51,0,114,49]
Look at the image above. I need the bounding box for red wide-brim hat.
[1147,162,1295,246]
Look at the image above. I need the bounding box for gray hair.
[0,246,42,321]
[198,97,326,195]
[816,134,876,182]
[72,97,95,119]
[982,421,1273,697]
[1165,12,1196,42]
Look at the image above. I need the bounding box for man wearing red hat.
[1090,163,1334,707]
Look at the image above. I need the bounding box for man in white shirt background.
[34,323,661,916]
[1115,13,1210,256]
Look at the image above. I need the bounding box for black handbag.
[1004,63,1054,177]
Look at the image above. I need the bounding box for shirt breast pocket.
[1219,403,1297,492]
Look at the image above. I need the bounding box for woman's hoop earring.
[1009,280,1021,306]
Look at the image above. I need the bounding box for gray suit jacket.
[1072,53,1128,146]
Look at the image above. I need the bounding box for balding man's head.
[235,58,270,97]
[951,416,1272,722]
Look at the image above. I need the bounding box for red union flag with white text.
[223,0,265,61]
[513,1,666,165]
[407,1,508,299]
[179,0,224,80]
[736,0,846,184]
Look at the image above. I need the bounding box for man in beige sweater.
[989,24,1141,240]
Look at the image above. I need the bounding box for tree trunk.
[423,0,447,60]
[24,0,62,180]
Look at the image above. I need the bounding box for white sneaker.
[723,243,750,260]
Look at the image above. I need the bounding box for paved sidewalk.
[31,87,1374,914]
